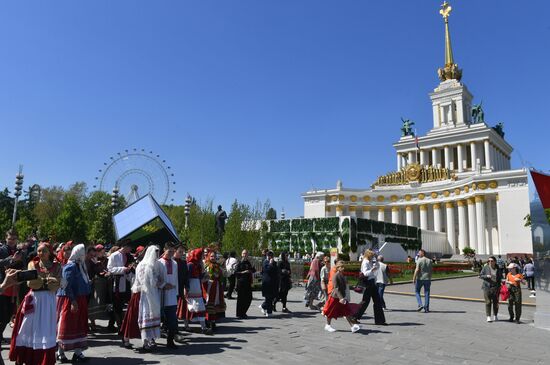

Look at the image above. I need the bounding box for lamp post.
[111,187,119,214]
[184,195,191,229]
[12,166,24,226]
[281,208,286,220]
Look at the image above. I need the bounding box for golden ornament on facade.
[349,206,356,212]
[457,200,466,207]
[443,190,450,197]
[467,197,475,205]
[373,163,454,187]
[338,194,345,201]
[445,201,454,209]
[336,205,344,212]
[405,194,412,201]
[391,206,400,212]
[406,205,414,212]
[350,195,357,202]
[377,195,385,202]
[489,181,498,189]
[475,196,485,203]
[420,204,428,211]
[471,183,477,190]
[362,206,370,211]
[331,195,338,202]
[418,193,426,200]
[325,206,332,212]
[390,195,398,202]
[464,186,470,193]
[454,188,461,195]
[478,182,487,190]
[433,203,441,209]
[363,196,371,202]
[431,192,438,199]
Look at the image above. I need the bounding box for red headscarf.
[56,241,73,265]
[187,248,203,277]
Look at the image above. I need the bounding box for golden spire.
[437,1,462,82]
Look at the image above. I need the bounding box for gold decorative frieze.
[478,182,487,190]
[433,203,441,209]
[406,205,414,212]
[405,194,412,201]
[336,205,344,212]
[419,204,428,211]
[464,186,470,193]
[489,181,498,189]
[362,206,370,211]
[373,163,455,187]
[471,183,477,190]
[418,193,426,200]
[457,200,466,207]
[331,195,338,202]
[454,188,461,195]
[378,206,385,212]
[445,202,454,208]
[363,196,371,202]
[391,206,400,212]
[467,197,475,205]
[338,194,345,201]
[443,190,450,197]
[390,195,399,202]
[349,206,357,212]
[350,195,357,202]
[377,195,385,202]
[475,196,485,203]
[431,192,438,199]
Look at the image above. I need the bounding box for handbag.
[499,284,510,301]
[354,273,366,294]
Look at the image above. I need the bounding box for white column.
[484,140,491,170]
[349,206,357,218]
[457,143,464,172]
[397,154,402,171]
[408,151,414,164]
[433,203,442,232]
[489,144,496,170]
[378,207,385,222]
[444,145,450,169]
[406,206,414,226]
[475,196,487,255]
[419,150,426,166]
[446,202,457,253]
[391,207,400,224]
[362,207,371,219]
[485,196,494,255]
[432,148,438,168]
[457,200,468,253]
[495,195,502,255]
[467,198,478,253]
[419,204,428,230]
[336,205,343,217]
[470,141,477,171]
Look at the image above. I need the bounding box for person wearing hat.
[505,263,526,323]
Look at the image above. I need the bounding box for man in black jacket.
[0,229,24,342]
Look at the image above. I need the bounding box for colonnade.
[396,139,511,172]
[339,194,499,255]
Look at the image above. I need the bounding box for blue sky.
[0,1,549,217]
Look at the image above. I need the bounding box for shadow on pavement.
[87,357,160,364]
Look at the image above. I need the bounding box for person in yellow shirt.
[505,263,526,324]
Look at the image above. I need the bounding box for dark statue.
[215,205,228,242]
[401,118,415,137]
[471,102,485,124]
[493,122,505,138]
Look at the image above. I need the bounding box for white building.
[302,2,532,256]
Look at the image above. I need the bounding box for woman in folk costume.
[304,252,324,310]
[185,248,211,334]
[9,242,61,365]
[203,250,226,330]
[56,244,92,363]
[132,246,165,351]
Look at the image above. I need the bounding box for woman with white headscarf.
[56,244,92,363]
[131,245,165,351]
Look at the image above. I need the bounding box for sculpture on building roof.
[401,118,415,137]
[471,102,485,124]
[437,1,462,82]
[493,122,505,138]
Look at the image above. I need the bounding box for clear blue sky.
[0,1,549,217]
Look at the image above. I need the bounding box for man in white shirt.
[225,251,238,299]
[159,242,179,349]
[107,241,133,330]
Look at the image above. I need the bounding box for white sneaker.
[487,316,492,322]
[265,312,270,317]
[492,315,497,322]
[351,324,361,333]
[260,307,266,315]
[324,324,336,332]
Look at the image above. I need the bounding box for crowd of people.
[0,227,537,364]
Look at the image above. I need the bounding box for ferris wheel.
[93,149,176,204]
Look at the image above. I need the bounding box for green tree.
[33,186,65,238]
[84,191,115,243]
[54,194,86,242]
[266,207,277,220]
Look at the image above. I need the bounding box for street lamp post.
[184,195,191,229]
[12,166,24,227]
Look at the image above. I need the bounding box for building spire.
[437,1,462,82]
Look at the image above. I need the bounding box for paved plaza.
[4,278,549,365]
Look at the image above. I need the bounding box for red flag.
[531,169,550,209]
